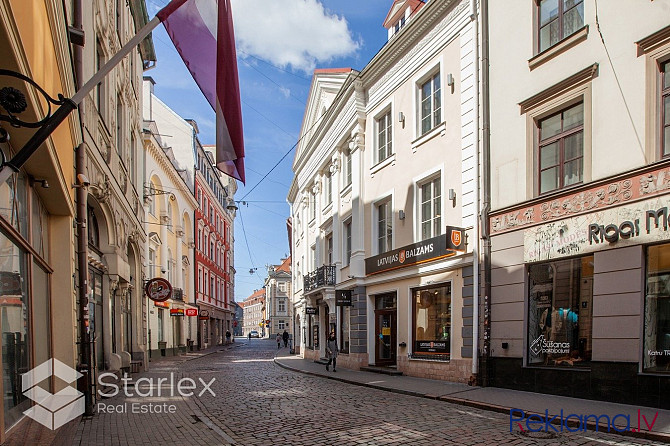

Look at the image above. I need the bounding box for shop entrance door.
[374,310,396,366]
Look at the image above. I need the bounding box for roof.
[382,0,425,28]
[244,289,266,301]
[275,256,291,273]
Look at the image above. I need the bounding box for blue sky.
[145,0,395,301]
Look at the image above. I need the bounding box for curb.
[274,357,670,444]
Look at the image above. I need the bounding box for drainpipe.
[73,0,93,415]
[470,0,480,379]
[480,0,492,387]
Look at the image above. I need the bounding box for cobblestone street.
[71,339,664,446]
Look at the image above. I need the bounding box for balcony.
[303,265,336,293]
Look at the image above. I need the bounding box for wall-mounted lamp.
[448,188,456,207]
[398,210,405,220]
[226,197,238,211]
[399,342,407,348]
[446,73,454,87]
[398,111,405,123]
[29,176,49,189]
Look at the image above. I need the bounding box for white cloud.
[278,86,291,99]
[231,0,361,73]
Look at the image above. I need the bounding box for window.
[278,282,286,292]
[148,184,156,215]
[343,148,352,187]
[166,201,173,231]
[419,176,441,240]
[310,192,316,221]
[324,171,332,206]
[325,233,333,265]
[310,245,316,271]
[662,61,670,157]
[537,0,584,53]
[339,305,350,354]
[158,309,164,342]
[278,320,286,330]
[393,16,406,34]
[344,219,352,266]
[278,300,286,313]
[87,206,99,249]
[412,284,451,359]
[129,133,136,185]
[538,102,584,194]
[149,248,156,278]
[377,200,392,254]
[95,39,106,119]
[419,72,441,135]
[376,110,393,163]
[527,256,593,367]
[644,244,670,373]
[116,94,123,156]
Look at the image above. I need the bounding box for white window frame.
[374,107,393,165]
[343,217,352,267]
[413,166,444,242]
[373,194,394,255]
[414,62,443,138]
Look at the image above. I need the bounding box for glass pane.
[540,0,559,27]
[664,125,670,157]
[0,233,30,429]
[433,74,441,126]
[540,142,559,169]
[563,158,583,186]
[564,132,584,160]
[413,285,451,357]
[665,95,670,125]
[664,63,670,89]
[421,221,430,240]
[563,2,584,37]
[540,113,562,140]
[644,244,670,372]
[32,263,50,368]
[540,167,559,193]
[539,19,560,52]
[563,103,584,130]
[528,257,593,367]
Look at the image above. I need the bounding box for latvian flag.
[157,0,245,183]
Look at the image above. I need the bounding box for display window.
[644,243,670,373]
[527,256,593,367]
[411,284,451,360]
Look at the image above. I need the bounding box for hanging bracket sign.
[145,277,172,303]
[335,290,353,306]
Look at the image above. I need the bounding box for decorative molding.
[518,64,599,114]
[490,162,670,235]
[636,24,670,57]
[528,26,589,71]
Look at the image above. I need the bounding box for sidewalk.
[274,350,670,444]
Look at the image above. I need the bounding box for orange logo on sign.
[451,230,462,247]
[399,250,406,263]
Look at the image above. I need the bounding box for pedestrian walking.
[325,331,338,372]
[248,332,251,341]
[282,330,289,348]
[276,333,282,349]
[225,330,231,344]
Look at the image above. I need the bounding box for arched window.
[87,206,100,249]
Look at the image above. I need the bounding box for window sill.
[529,26,589,71]
[323,202,333,215]
[411,122,446,153]
[340,183,352,197]
[370,154,396,176]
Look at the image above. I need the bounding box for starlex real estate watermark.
[96,372,216,414]
[21,358,217,430]
[510,408,660,434]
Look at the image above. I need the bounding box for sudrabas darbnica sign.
[365,234,456,276]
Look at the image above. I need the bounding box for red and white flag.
[157,0,245,183]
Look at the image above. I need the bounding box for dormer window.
[393,16,406,34]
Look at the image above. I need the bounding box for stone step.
[314,357,329,365]
[360,365,403,376]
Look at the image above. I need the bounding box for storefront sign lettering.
[305,307,317,315]
[335,290,352,306]
[365,234,455,275]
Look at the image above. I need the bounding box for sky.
[144,0,396,302]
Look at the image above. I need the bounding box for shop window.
[411,284,451,360]
[644,244,670,373]
[662,61,670,158]
[537,0,584,53]
[339,305,350,354]
[527,256,593,367]
[538,102,584,194]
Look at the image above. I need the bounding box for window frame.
[411,282,452,361]
[417,70,442,137]
[343,218,352,267]
[662,61,670,158]
[417,173,442,241]
[536,102,585,195]
[375,109,393,165]
[536,0,585,54]
[375,197,393,254]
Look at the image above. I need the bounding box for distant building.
[231,301,244,336]
[242,289,266,336]
[264,257,292,340]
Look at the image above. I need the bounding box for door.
[375,309,396,366]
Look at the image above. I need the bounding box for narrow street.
[72,340,660,446]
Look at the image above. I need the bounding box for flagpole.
[0,16,162,185]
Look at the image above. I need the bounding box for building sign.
[446,226,467,252]
[145,277,172,302]
[185,308,198,317]
[170,308,184,317]
[305,307,317,315]
[335,290,352,306]
[365,234,456,276]
[199,309,210,320]
[154,301,170,309]
[414,340,448,354]
[524,196,670,262]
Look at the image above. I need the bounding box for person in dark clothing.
[282,330,289,348]
[276,333,282,349]
[325,331,338,372]
[225,330,231,343]
[248,332,251,341]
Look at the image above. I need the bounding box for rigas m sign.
[588,207,668,244]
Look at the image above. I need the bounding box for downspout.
[470,0,480,379]
[73,0,93,415]
[480,0,492,387]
